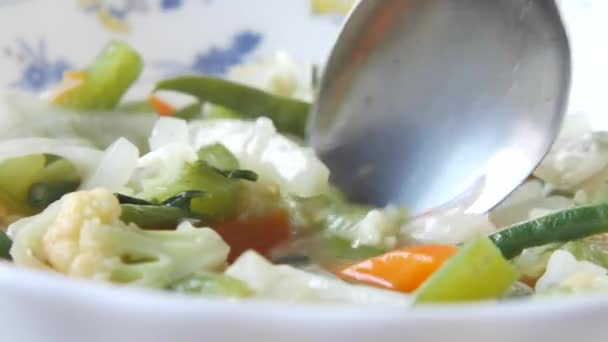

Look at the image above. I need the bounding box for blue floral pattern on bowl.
[79,0,216,33]
[154,31,262,76]
[80,0,152,33]
[0,0,349,96]
[4,38,71,91]
[4,30,262,92]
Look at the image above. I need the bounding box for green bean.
[490,204,608,259]
[156,76,310,137]
[173,101,202,120]
[0,231,12,260]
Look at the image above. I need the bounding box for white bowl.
[0,1,607,341]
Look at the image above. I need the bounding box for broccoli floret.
[7,189,229,288]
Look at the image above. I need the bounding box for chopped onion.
[0,137,102,178]
[148,117,190,151]
[80,138,140,191]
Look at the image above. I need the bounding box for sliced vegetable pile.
[1,40,608,306]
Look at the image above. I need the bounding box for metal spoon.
[308,0,571,215]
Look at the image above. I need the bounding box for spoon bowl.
[308,0,571,215]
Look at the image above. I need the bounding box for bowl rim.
[2,261,608,322]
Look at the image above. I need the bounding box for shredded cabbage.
[189,117,329,197]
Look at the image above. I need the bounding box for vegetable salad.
[1,41,607,306]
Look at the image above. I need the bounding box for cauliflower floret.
[43,189,121,274]
[534,115,608,190]
[189,117,329,197]
[227,51,313,102]
[226,250,411,305]
[536,250,608,294]
[8,189,229,287]
[490,180,573,227]
[402,208,495,245]
[335,209,400,250]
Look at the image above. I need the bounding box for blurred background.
[0,0,605,127]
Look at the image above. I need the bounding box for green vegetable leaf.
[120,204,199,229]
[115,193,154,206]
[116,191,209,229]
[197,144,258,181]
[137,144,257,222]
[138,149,244,221]
[196,143,239,170]
[212,168,258,182]
[160,190,207,210]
